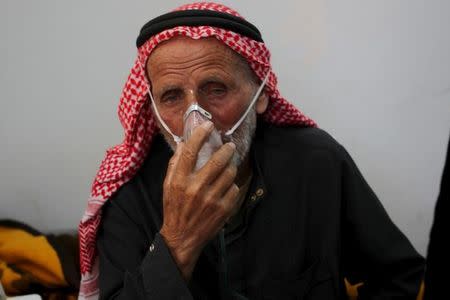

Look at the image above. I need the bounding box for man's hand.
[159,121,240,281]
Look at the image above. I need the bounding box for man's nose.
[185,89,197,105]
[184,88,212,110]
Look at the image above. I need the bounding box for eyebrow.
[199,74,235,89]
[157,85,182,98]
[199,75,225,85]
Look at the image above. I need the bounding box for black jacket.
[97,122,424,299]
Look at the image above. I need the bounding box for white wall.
[1,0,449,255]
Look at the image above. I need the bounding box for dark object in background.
[425,133,450,299]
[0,220,80,300]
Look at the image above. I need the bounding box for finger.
[205,163,237,200]
[163,142,184,190]
[178,121,214,173]
[195,142,236,185]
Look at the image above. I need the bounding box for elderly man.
[79,2,424,300]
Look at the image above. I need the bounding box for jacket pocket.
[260,260,333,300]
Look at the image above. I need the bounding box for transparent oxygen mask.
[183,104,223,171]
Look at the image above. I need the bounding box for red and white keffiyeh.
[78,2,316,299]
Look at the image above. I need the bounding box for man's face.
[146,36,266,139]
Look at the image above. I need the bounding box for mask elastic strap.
[224,71,270,136]
[148,89,182,144]
[139,60,182,144]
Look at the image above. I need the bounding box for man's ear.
[255,91,269,114]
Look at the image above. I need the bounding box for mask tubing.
[139,60,182,144]
[148,91,182,144]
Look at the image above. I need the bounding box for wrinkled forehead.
[145,36,253,80]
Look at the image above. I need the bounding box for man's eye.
[162,95,178,102]
[201,82,227,97]
[161,91,182,103]
[210,88,226,96]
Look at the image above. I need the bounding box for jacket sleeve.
[338,146,425,299]
[96,197,193,300]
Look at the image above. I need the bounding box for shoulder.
[101,134,170,221]
[256,121,348,160]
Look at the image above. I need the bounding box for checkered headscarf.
[78,2,316,299]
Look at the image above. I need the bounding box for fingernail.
[202,121,214,131]
[227,142,236,150]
